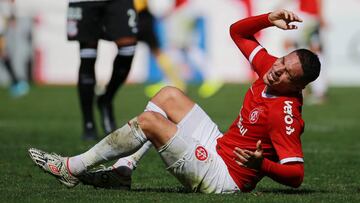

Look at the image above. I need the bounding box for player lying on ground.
[28,9,320,193]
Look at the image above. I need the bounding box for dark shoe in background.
[97,94,116,135]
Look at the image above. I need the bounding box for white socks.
[68,117,147,175]
[111,101,168,170]
[68,101,167,175]
[145,101,168,119]
[112,141,153,170]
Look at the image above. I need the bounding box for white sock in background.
[112,141,153,170]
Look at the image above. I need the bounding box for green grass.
[0,84,359,202]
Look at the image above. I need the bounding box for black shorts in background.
[67,0,138,42]
[137,9,160,50]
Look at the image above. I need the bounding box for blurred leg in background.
[134,0,186,98]
[67,0,137,140]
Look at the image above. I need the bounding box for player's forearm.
[261,158,304,188]
[229,13,272,40]
[229,13,272,59]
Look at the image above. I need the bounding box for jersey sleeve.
[261,158,304,188]
[230,13,277,78]
[268,100,304,164]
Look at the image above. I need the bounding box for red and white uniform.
[216,14,304,192]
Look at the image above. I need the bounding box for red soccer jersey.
[216,14,305,192]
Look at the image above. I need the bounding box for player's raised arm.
[229,12,276,78]
[229,13,272,61]
[230,9,303,78]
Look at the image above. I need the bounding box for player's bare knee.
[114,37,137,47]
[152,86,184,107]
[137,111,176,148]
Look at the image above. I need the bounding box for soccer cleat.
[78,165,132,190]
[28,148,79,188]
[198,80,224,98]
[10,81,29,98]
[97,94,116,135]
[145,81,187,98]
[144,82,166,98]
[82,122,98,141]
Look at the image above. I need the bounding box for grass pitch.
[0,84,359,202]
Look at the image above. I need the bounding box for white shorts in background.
[158,104,239,194]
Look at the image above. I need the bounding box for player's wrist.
[255,156,264,171]
[261,13,274,28]
[260,158,272,173]
[267,13,273,24]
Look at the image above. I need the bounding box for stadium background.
[1,1,360,202]
[1,0,360,87]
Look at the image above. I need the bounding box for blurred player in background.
[134,0,186,97]
[166,0,225,98]
[0,0,29,97]
[66,0,137,140]
[166,0,246,98]
[282,0,327,105]
[29,9,320,193]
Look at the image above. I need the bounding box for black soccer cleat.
[82,122,98,141]
[97,95,116,135]
[78,165,132,190]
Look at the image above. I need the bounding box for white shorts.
[158,104,239,194]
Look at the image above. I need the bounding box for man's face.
[263,52,304,94]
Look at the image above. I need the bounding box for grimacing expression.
[263,52,304,94]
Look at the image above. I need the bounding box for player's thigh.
[67,2,104,41]
[159,134,238,194]
[159,105,238,193]
[104,0,137,41]
[177,104,222,150]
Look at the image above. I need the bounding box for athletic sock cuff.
[80,48,97,58]
[128,117,147,144]
[145,101,168,118]
[118,45,136,56]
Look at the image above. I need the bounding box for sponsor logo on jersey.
[237,108,248,136]
[284,101,295,135]
[195,146,208,161]
[249,108,262,124]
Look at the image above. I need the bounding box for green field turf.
[0,84,359,202]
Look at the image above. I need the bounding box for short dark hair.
[294,49,321,85]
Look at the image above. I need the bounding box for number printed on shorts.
[68,7,82,20]
[127,8,138,33]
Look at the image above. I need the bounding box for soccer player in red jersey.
[28,9,320,193]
